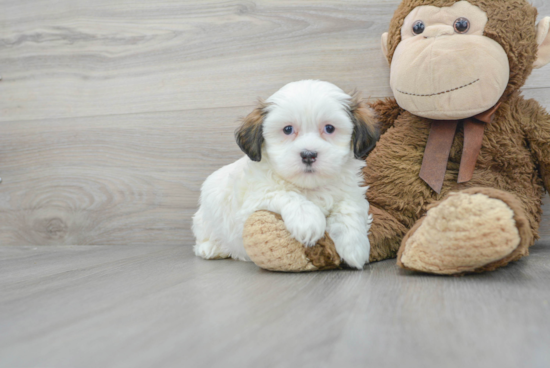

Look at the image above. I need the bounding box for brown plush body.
[366,93,549,271]
[242,0,550,274]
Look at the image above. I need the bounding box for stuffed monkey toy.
[242,0,550,274]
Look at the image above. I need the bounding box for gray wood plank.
[1,0,549,122]
[0,244,549,368]
[0,107,244,245]
[1,105,548,245]
[1,0,550,245]
[0,245,178,288]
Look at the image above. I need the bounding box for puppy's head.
[236,80,379,188]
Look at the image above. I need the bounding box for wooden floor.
[0,243,549,368]
[1,0,550,367]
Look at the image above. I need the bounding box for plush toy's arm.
[245,190,326,246]
[368,98,404,136]
[522,99,550,192]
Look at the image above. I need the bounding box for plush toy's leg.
[397,188,533,275]
[368,205,408,263]
[243,211,341,272]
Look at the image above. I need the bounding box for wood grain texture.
[0,107,243,245]
[0,0,550,246]
[1,0,550,122]
[1,244,549,368]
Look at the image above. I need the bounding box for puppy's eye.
[454,18,470,34]
[324,125,335,134]
[283,126,294,135]
[412,20,425,35]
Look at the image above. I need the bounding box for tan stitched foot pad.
[243,211,341,272]
[399,192,521,275]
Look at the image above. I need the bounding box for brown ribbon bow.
[419,104,501,194]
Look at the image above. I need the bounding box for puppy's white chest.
[304,192,336,216]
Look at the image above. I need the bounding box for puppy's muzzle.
[300,150,317,165]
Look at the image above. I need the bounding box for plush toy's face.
[382,0,550,120]
[391,1,508,119]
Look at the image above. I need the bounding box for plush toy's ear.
[381,32,390,64]
[348,92,380,159]
[534,17,550,69]
[235,100,268,162]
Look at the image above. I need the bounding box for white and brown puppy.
[192,80,378,269]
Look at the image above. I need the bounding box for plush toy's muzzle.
[391,34,509,120]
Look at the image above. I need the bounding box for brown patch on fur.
[368,205,408,262]
[347,92,380,158]
[519,96,550,193]
[304,235,342,270]
[235,100,270,162]
[368,98,404,135]
[385,0,539,100]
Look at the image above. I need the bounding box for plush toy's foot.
[397,188,532,275]
[243,211,341,272]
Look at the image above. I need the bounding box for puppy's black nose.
[301,150,317,165]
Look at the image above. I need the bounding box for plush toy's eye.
[324,125,335,134]
[454,18,470,34]
[412,20,425,35]
[283,126,294,135]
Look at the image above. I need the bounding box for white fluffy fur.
[192,80,372,269]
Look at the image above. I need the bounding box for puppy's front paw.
[329,226,370,269]
[281,202,326,247]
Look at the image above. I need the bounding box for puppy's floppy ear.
[235,99,269,162]
[348,91,380,159]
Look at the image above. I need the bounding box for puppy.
[192,80,378,269]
